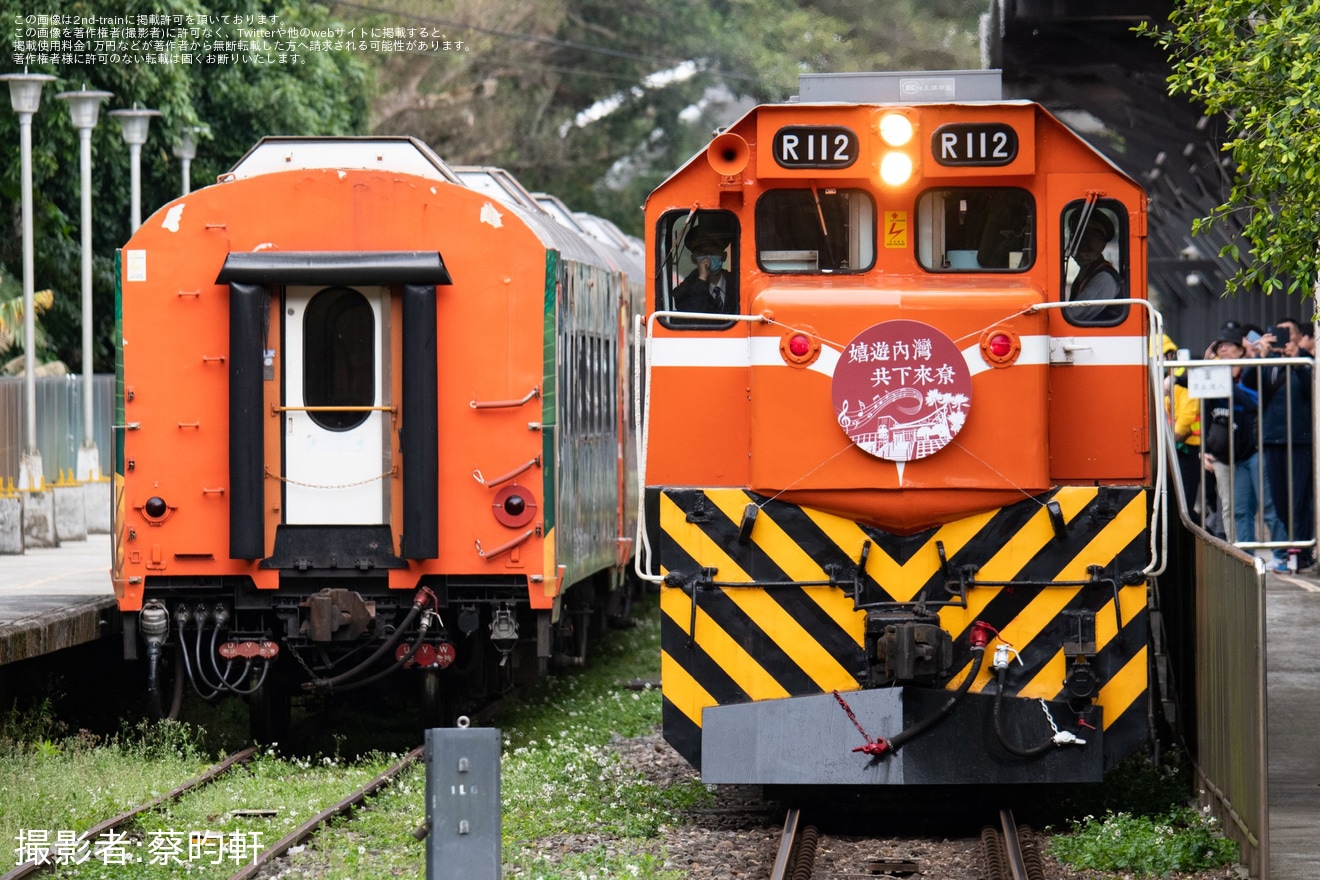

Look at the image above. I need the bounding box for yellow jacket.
[1168,380,1201,449]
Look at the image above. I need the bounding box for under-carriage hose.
[144,637,191,720]
[839,620,995,759]
[885,643,986,754]
[302,587,438,692]
[327,609,436,693]
[992,665,1064,759]
[145,641,164,719]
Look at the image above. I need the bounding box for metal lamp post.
[108,104,161,231]
[1,70,57,491]
[57,85,113,482]
[172,125,205,195]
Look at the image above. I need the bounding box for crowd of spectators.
[1165,318,1315,573]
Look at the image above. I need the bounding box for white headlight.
[879,113,913,146]
[879,151,913,186]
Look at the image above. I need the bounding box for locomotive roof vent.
[796,69,1003,104]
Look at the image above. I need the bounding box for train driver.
[674,229,737,314]
[1066,210,1125,324]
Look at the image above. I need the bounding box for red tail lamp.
[979,326,1021,367]
[780,325,821,366]
[493,483,537,527]
[138,494,176,524]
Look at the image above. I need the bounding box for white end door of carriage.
[283,285,389,524]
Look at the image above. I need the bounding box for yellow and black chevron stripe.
[652,485,1152,779]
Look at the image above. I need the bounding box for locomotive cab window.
[754,189,875,273]
[916,188,1034,272]
[657,209,740,327]
[1061,200,1128,326]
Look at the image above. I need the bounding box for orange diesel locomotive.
[113,137,641,736]
[639,72,1171,786]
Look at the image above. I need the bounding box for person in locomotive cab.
[674,230,736,314]
[1067,211,1124,323]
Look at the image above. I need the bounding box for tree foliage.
[1138,2,1320,299]
[351,0,986,235]
[0,0,373,371]
[2,0,985,368]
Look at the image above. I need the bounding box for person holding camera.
[1203,334,1275,545]
[1255,319,1315,572]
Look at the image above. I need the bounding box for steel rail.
[1,745,260,880]
[769,807,802,880]
[1000,808,1029,880]
[227,744,425,880]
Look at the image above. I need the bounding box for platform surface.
[0,534,115,665]
[1266,571,1320,880]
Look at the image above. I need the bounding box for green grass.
[279,594,711,880]
[0,709,212,848]
[1049,806,1240,877]
[0,598,695,879]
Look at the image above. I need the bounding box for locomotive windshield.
[754,188,875,273]
[915,187,1034,272]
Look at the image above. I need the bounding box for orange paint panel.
[1049,363,1150,481]
[645,360,751,486]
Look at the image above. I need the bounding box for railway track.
[1,741,425,880]
[226,743,423,880]
[1,746,261,880]
[769,805,1043,880]
[979,809,1046,880]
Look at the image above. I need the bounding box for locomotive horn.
[707,132,749,177]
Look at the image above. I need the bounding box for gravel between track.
[603,731,1247,880]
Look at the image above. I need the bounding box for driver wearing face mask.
[673,232,735,314]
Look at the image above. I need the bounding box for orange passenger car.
[114,137,641,736]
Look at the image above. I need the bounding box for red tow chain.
[833,690,892,758]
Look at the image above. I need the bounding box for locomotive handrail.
[473,455,540,487]
[634,310,772,585]
[270,404,396,413]
[634,302,1171,584]
[475,528,535,560]
[1026,297,1168,578]
[470,385,540,409]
